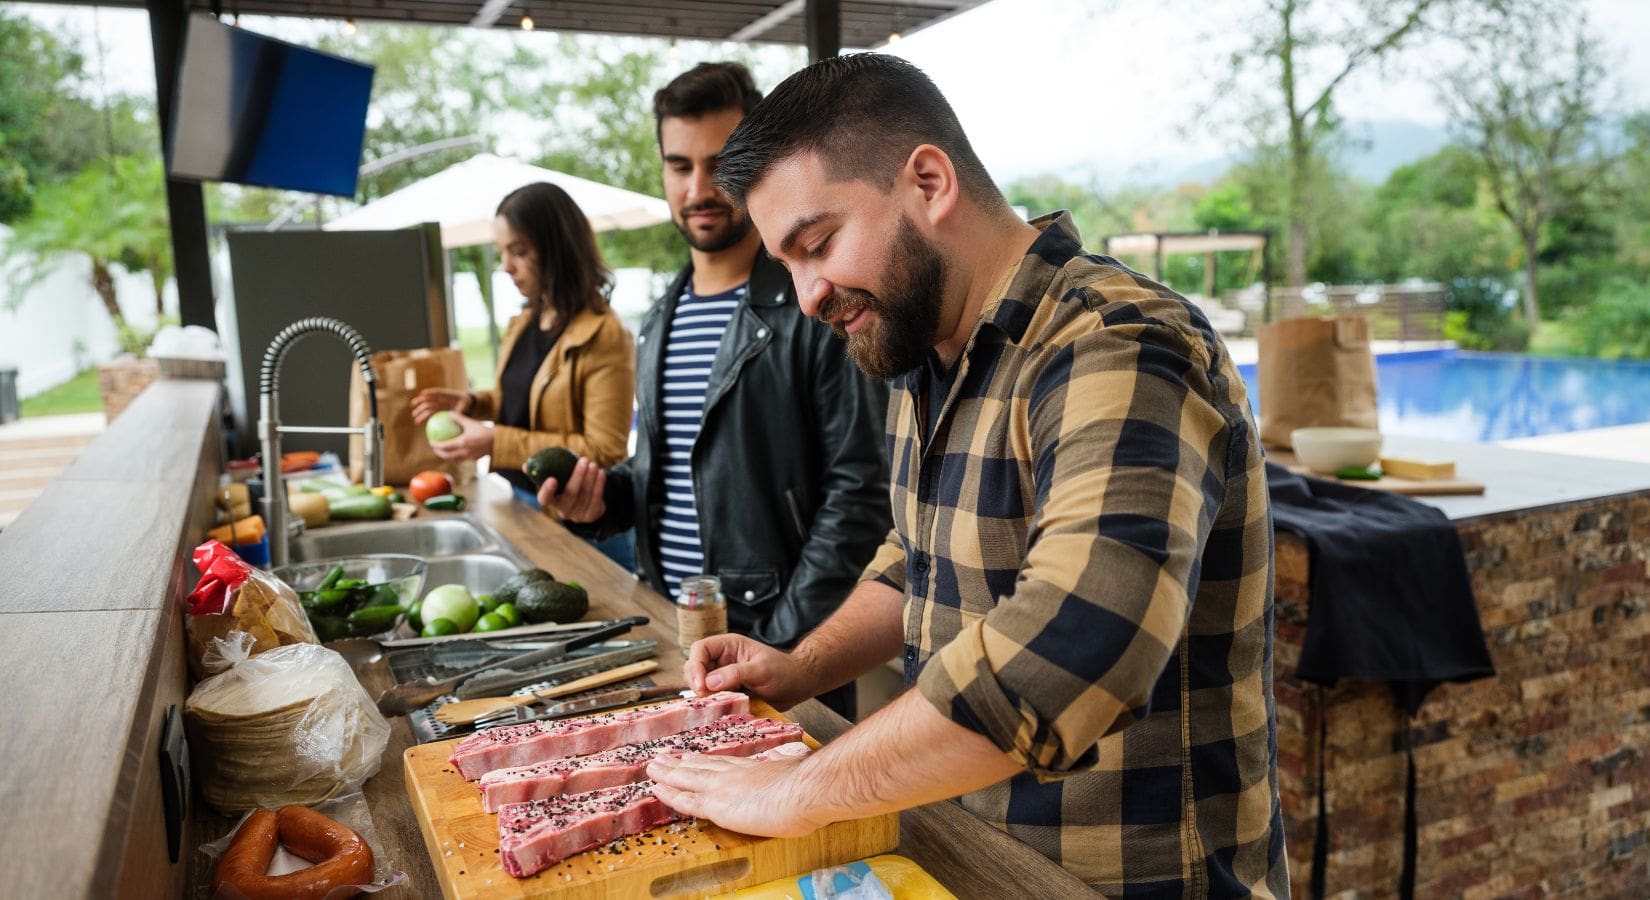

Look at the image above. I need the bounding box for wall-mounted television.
[167,14,374,198]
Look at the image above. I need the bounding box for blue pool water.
[1237,349,1650,443]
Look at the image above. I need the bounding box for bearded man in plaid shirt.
[642,54,1288,897]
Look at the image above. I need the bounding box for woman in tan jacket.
[412,182,635,496]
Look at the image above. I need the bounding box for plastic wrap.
[196,792,405,900]
[185,539,318,680]
[186,633,390,813]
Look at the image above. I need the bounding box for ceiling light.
[520,14,535,31]
[887,31,902,44]
[343,18,357,35]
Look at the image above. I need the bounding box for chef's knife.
[535,683,688,718]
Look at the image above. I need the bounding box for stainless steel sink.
[421,553,531,598]
[289,517,496,562]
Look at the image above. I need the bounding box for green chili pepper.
[1334,466,1382,481]
[346,605,404,629]
[314,588,352,608]
[317,565,345,592]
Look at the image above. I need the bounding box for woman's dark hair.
[715,54,1004,212]
[495,182,611,329]
[652,62,763,144]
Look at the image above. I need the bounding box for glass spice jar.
[676,575,728,649]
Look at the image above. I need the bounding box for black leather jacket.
[587,250,891,647]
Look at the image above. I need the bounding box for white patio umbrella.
[325,153,671,246]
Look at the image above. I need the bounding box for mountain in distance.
[1017,119,1455,191]
[1167,119,1454,186]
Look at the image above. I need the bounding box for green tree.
[1365,146,1515,284]
[1209,0,1539,287]
[4,153,172,327]
[1444,16,1608,329]
[0,11,155,222]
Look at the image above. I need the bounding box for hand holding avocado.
[528,450,608,523]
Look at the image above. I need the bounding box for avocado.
[524,447,579,490]
[514,579,589,625]
[495,568,554,606]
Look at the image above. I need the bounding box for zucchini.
[327,493,392,520]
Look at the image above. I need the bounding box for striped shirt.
[862,213,1286,895]
[656,282,746,599]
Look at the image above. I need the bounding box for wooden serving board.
[404,700,899,899]
[1270,451,1486,496]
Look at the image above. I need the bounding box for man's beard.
[673,201,754,253]
[819,217,946,380]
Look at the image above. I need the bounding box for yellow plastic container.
[721,854,956,899]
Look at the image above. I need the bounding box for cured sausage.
[211,806,375,899]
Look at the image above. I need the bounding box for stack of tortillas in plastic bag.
[185,634,390,813]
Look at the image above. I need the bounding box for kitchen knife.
[535,683,689,718]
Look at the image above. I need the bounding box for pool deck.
[0,413,107,530]
[1499,422,1650,465]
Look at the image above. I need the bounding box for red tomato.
[408,471,453,503]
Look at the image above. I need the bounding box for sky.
[16,0,1650,189]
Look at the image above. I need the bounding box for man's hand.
[535,457,607,523]
[685,634,819,711]
[647,750,827,838]
[411,387,471,424]
[429,411,493,461]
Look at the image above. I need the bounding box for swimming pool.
[1236,349,1650,443]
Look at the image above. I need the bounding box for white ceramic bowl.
[1290,427,1383,474]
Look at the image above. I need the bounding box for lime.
[494,603,522,627]
[475,593,501,612]
[421,617,460,638]
[406,601,423,631]
[474,612,509,632]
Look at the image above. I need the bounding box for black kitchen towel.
[1266,461,1494,706]
[1267,461,1495,900]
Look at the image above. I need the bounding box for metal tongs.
[375,615,647,717]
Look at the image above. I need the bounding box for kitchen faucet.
[258,317,383,568]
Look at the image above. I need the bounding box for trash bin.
[0,366,18,425]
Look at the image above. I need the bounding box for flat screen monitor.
[167,14,374,197]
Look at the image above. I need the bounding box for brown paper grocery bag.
[349,348,472,485]
[1256,315,1379,449]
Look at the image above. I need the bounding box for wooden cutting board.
[404,700,899,899]
[1269,450,1486,496]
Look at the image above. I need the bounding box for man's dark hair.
[715,54,1004,210]
[653,62,763,144]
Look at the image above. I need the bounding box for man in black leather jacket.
[537,63,889,719]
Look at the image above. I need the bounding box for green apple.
[426,410,463,443]
[421,584,479,632]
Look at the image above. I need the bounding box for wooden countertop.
[193,473,1096,898]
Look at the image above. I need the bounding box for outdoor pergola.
[23,0,987,331]
[1102,229,1273,319]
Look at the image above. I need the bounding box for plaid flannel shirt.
[862,213,1287,896]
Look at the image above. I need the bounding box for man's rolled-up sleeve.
[916,321,1230,779]
[859,527,908,594]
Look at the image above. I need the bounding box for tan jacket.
[469,305,635,470]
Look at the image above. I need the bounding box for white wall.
[0,224,177,397]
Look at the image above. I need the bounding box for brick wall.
[1274,492,1650,898]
